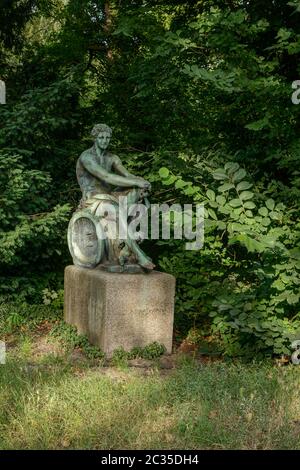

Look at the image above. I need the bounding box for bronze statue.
[68,124,155,272]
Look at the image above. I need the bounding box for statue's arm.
[113,155,151,188]
[80,154,142,188]
[112,155,135,177]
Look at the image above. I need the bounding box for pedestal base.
[64,265,175,357]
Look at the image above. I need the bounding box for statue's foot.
[139,256,155,271]
[142,263,156,271]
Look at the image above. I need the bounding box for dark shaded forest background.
[0,0,299,357]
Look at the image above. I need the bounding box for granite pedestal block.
[64,265,175,357]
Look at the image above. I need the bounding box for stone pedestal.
[64,265,175,357]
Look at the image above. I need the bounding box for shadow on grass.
[1,353,300,450]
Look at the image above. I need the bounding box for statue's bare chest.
[92,152,113,172]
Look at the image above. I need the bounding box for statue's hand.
[136,179,151,191]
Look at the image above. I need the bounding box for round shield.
[67,211,105,268]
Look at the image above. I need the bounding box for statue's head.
[91,123,112,150]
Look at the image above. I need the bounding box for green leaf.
[175,179,188,189]
[225,162,239,173]
[229,234,264,253]
[159,167,170,178]
[208,208,218,220]
[261,235,278,248]
[184,186,197,196]
[204,219,218,229]
[233,169,247,182]
[269,211,280,220]
[261,217,271,226]
[233,207,243,215]
[218,183,234,192]
[239,191,254,201]
[275,203,285,211]
[244,201,256,209]
[218,206,231,215]
[289,248,300,260]
[206,189,215,201]
[212,169,228,180]
[266,199,275,210]
[272,279,286,291]
[229,198,242,207]
[236,181,253,191]
[164,175,177,185]
[287,293,299,305]
[216,195,226,205]
[231,223,252,233]
[217,221,226,230]
[258,207,268,216]
[245,116,269,131]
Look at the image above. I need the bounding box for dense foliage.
[0,0,299,356]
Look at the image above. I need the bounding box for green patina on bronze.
[67,124,155,273]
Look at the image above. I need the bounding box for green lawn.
[0,333,300,450]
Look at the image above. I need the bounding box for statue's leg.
[117,189,155,270]
[93,190,155,270]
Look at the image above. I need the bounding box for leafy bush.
[111,343,167,366]
[0,152,70,300]
[159,159,300,357]
[0,302,60,336]
[49,322,105,360]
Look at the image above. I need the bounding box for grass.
[0,304,300,450]
[1,335,300,449]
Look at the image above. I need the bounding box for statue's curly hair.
[91,123,112,139]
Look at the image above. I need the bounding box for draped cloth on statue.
[78,188,143,266]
